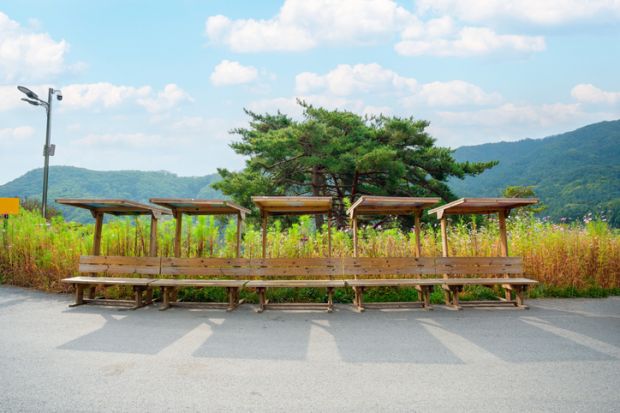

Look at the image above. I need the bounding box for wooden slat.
[342,257,436,275]
[443,277,537,285]
[159,266,252,276]
[435,257,523,274]
[105,265,161,275]
[61,276,155,285]
[162,257,252,266]
[80,255,161,265]
[245,280,346,288]
[346,279,443,287]
[150,279,246,287]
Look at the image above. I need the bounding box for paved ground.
[0,286,619,412]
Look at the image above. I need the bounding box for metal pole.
[41,88,53,219]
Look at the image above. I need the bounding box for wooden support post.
[440,217,449,258]
[133,287,143,309]
[227,287,235,311]
[236,213,242,258]
[149,215,158,257]
[354,286,365,312]
[414,210,422,258]
[498,209,508,257]
[160,287,171,311]
[261,213,268,259]
[174,212,182,258]
[327,211,332,257]
[93,212,104,256]
[515,286,528,309]
[352,215,358,258]
[145,288,153,304]
[327,287,334,313]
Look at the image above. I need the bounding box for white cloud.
[408,80,502,106]
[296,63,417,96]
[0,126,35,143]
[416,0,620,26]
[396,25,545,57]
[571,84,620,105]
[0,12,72,81]
[136,84,192,113]
[205,0,413,52]
[0,85,23,111]
[295,63,499,107]
[437,102,584,128]
[61,83,151,109]
[210,60,258,86]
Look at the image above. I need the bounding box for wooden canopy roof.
[347,196,441,217]
[252,196,332,216]
[428,198,538,219]
[149,198,250,218]
[56,199,170,218]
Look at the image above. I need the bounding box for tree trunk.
[312,166,325,228]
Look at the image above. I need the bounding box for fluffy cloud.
[395,20,545,57]
[210,60,258,86]
[295,63,499,107]
[136,84,192,113]
[415,0,620,25]
[296,63,417,95]
[571,84,620,105]
[0,12,72,81]
[409,80,502,106]
[62,83,151,109]
[205,0,412,52]
[0,126,35,143]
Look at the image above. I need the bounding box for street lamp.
[17,86,63,219]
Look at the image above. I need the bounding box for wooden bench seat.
[437,258,537,309]
[61,256,160,309]
[244,258,344,313]
[156,258,250,311]
[343,258,439,311]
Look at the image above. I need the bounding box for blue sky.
[1,0,619,185]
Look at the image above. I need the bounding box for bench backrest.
[79,256,524,278]
[79,255,161,275]
[435,257,523,275]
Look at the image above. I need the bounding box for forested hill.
[0,166,222,222]
[450,119,620,226]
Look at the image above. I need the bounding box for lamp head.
[17,85,39,100]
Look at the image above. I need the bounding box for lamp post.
[17,86,63,219]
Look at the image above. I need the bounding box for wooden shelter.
[347,196,441,257]
[56,199,171,256]
[149,198,251,258]
[252,196,333,258]
[428,198,538,258]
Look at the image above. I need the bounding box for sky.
[1,0,619,185]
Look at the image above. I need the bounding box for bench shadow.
[424,306,617,363]
[58,305,207,355]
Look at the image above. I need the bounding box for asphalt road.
[1,286,619,412]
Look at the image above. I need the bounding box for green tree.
[215,102,497,227]
[501,185,547,214]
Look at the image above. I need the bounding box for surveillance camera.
[55,90,63,101]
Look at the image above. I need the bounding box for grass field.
[1,210,618,303]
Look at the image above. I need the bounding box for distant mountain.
[450,120,620,226]
[0,166,222,222]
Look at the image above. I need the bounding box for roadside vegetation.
[1,209,618,303]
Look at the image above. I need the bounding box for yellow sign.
[0,198,19,215]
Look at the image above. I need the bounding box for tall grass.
[0,209,618,295]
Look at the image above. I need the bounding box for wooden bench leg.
[505,286,513,302]
[88,285,97,299]
[423,286,433,310]
[353,287,365,312]
[515,286,529,309]
[443,286,462,310]
[257,288,266,313]
[131,286,144,310]
[159,287,172,311]
[69,284,85,307]
[145,288,153,305]
[326,287,334,313]
[227,287,236,312]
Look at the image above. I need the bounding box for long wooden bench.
[343,257,441,311]
[436,257,537,310]
[61,256,160,309]
[153,258,248,311]
[244,258,346,313]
